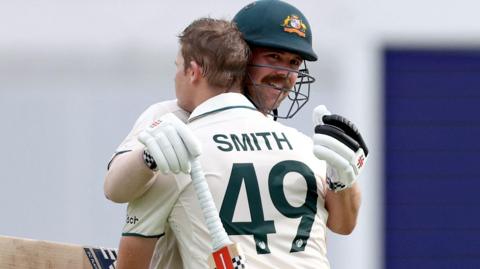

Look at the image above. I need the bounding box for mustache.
[259,74,294,91]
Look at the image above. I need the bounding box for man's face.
[246,47,303,113]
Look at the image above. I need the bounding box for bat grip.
[190,158,232,251]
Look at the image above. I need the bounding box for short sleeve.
[122,173,180,237]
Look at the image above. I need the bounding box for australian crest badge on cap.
[281,15,307,38]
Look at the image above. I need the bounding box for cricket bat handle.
[190,157,232,250]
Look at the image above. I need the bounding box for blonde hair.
[179,18,250,90]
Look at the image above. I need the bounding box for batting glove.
[312,105,369,192]
[138,113,201,174]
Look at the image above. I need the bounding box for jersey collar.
[188,93,257,122]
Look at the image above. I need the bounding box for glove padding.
[312,105,368,192]
[138,113,201,174]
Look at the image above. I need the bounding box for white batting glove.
[312,105,369,192]
[138,113,201,174]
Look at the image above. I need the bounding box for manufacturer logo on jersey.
[281,15,307,38]
[126,215,139,224]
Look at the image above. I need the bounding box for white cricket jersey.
[113,99,187,269]
[114,99,189,154]
[123,93,330,269]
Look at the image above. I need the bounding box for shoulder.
[144,100,185,118]
[273,121,312,141]
[147,99,180,113]
[139,100,189,124]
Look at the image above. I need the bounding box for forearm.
[325,183,361,235]
[104,148,156,203]
[116,236,158,269]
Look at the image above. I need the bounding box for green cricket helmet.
[233,0,317,61]
[233,0,317,119]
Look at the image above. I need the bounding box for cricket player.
[144,94,332,268]
[115,16,332,268]
[109,18,250,268]
[105,0,367,268]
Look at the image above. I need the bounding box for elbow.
[104,176,129,204]
[104,189,129,204]
[327,220,357,235]
[341,221,357,235]
[104,189,127,204]
[334,226,355,235]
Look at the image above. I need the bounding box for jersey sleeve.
[115,104,163,154]
[122,173,180,237]
[109,100,190,166]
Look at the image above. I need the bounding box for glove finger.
[162,124,191,173]
[312,105,331,126]
[314,124,360,152]
[323,114,369,156]
[137,130,150,146]
[138,131,170,173]
[313,145,356,184]
[313,134,355,162]
[165,115,202,158]
[313,145,350,171]
[154,130,180,173]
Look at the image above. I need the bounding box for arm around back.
[104,148,156,203]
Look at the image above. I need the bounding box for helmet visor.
[245,62,315,119]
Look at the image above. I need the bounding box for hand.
[312,105,369,192]
[138,113,201,174]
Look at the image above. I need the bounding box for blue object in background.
[384,48,480,269]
